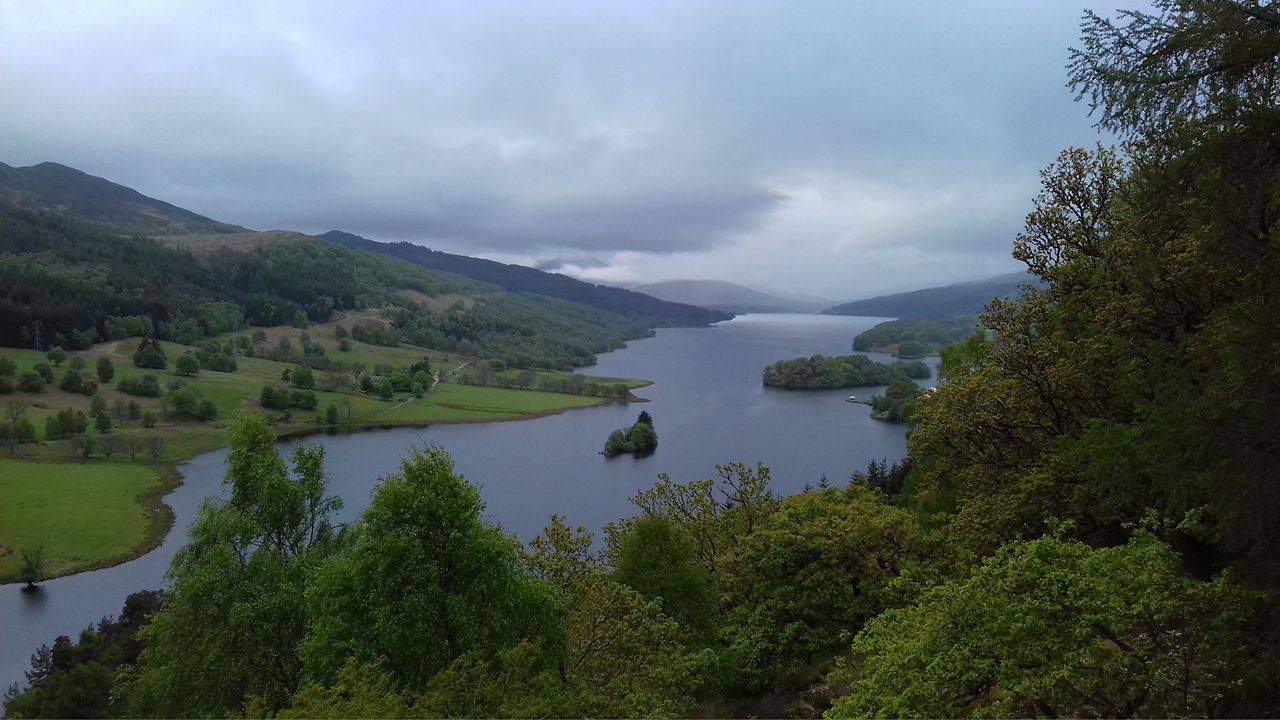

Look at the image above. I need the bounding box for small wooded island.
[603,410,658,457]
[762,353,929,389]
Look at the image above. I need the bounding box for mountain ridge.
[824,272,1042,318]
[0,161,244,236]
[318,230,730,327]
[626,279,830,313]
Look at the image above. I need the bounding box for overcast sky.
[1,1,1126,300]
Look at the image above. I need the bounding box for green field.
[0,320,649,582]
[0,459,168,581]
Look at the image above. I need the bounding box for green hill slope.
[825,273,1041,318]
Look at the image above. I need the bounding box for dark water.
[1,313,931,692]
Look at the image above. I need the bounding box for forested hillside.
[319,230,730,327]
[851,315,979,357]
[824,272,1040,318]
[0,210,644,370]
[7,3,1280,718]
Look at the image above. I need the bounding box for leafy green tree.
[19,543,45,587]
[628,462,776,568]
[167,386,198,419]
[45,346,66,366]
[829,534,1267,718]
[95,411,111,433]
[124,415,342,716]
[301,447,562,691]
[291,365,315,389]
[197,399,218,422]
[718,485,921,690]
[79,427,96,458]
[0,357,15,377]
[524,516,707,717]
[936,327,993,381]
[174,352,201,377]
[612,515,717,641]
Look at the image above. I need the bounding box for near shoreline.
[0,383,651,585]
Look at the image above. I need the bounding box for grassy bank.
[0,459,177,580]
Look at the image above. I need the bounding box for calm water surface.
[1,313,932,691]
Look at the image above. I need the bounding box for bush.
[260,385,318,410]
[17,372,43,393]
[118,375,162,397]
[60,370,84,393]
[291,366,316,389]
[46,346,66,366]
[96,356,115,383]
[197,399,218,421]
[34,363,54,383]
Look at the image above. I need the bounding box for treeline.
[852,314,978,357]
[762,353,930,389]
[456,361,633,400]
[388,293,650,371]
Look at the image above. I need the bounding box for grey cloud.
[0,0,1122,294]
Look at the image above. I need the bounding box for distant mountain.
[627,279,830,314]
[825,272,1042,318]
[318,230,731,327]
[0,161,243,236]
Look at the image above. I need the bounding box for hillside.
[319,230,730,327]
[0,210,647,370]
[627,279,829,313]
[0,162,243,236]
[824,272,1041,318]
